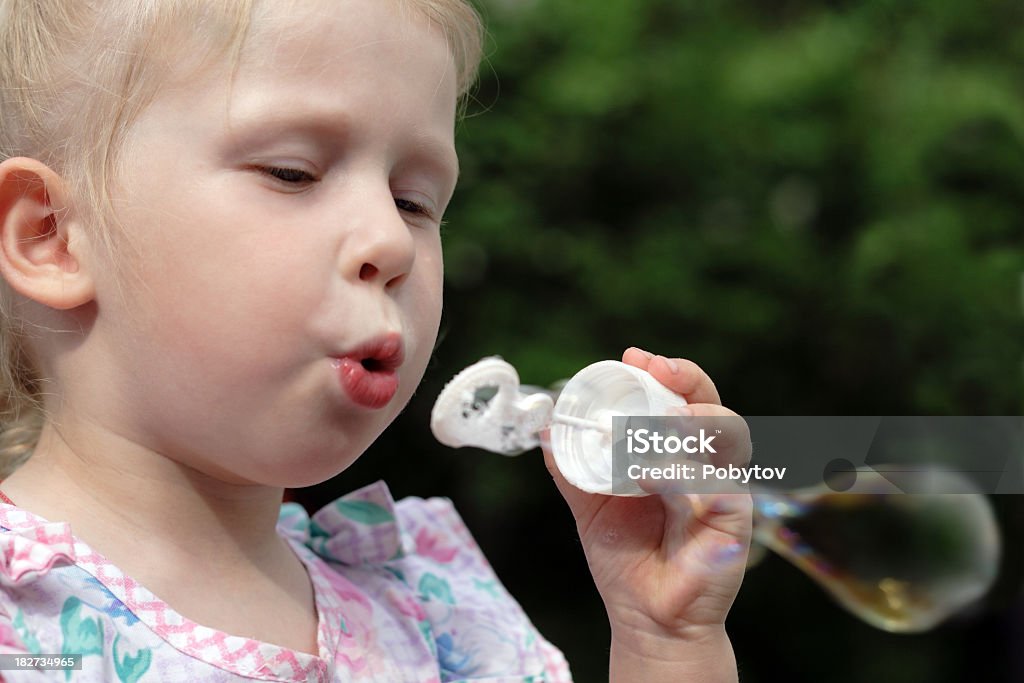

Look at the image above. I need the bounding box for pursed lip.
[332,332,405,372]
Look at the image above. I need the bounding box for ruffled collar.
[0,513,77,587]
[278,480,411,566]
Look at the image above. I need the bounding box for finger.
[669,403,752,469]
[681,489,754,558]
[645,355,722,406]
[687,488,753,539]
[621,346,654,371]
[656,485,752,574]
[629,404,751,503]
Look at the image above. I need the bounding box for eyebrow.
[223,108,460,184]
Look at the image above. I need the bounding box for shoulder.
[0,505,165,681]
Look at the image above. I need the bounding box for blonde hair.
[0,0,484,477]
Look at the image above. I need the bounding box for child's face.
[90,1,458,486]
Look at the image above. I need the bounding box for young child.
[0,1,751,681]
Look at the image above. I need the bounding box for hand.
[542,348,753,680]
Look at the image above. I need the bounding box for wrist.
[609,626,737,683]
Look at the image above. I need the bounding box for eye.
[395,197,433,218]
[258,166,317,185]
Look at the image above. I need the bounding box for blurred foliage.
[297,1,1024,681]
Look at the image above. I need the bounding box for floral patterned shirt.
[0,481,572,682]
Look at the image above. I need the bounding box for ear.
[0,157,95,310]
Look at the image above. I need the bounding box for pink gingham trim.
[0,503,338,681]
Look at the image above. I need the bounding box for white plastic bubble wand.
[430,356,687,496]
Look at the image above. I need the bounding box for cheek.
[414,243,444,325]
[398,245,443,372]
[122,206,318,368]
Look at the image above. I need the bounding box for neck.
[1,420,289,573]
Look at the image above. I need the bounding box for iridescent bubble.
[751,469,1001,633]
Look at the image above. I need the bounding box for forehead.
[238,0,457,109]
[118,0,461,188]
[190,0,459,158]
[247,0,445,62]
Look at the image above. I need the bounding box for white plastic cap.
[549,360,688,495]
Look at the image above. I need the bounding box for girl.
[0,0,751,680]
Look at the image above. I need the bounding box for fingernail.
[657,355,679,374]
[633,347,654,359]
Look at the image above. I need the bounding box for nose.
[346,187,417,290]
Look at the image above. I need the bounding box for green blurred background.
[295,1,1024,680]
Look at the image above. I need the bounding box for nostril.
[359,263,378,281]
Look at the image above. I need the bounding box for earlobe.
[0,157,95,310]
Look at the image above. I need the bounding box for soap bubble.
[751,469,1000,633]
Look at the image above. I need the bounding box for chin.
[253,383,417,488]
[260,459,358,490]
[280,424,388,488]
